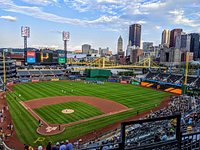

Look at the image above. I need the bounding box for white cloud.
[142,1,166,9]
[0,0,122,27]
[96,0,121,4]
[21,0,57,6]
[155,26,161,29]
[169,9,200,27]
[0,15,17,21]
[136,20,146,24]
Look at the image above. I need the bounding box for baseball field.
[6,81,170,146]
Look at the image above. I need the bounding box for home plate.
[46,126,57,133]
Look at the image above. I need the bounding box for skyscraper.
[143,42,153,51]
[189,33,200,60]
[175,32,191,51]
[117,36,123,54]
[129,24,141,48]
[161,29,170,47]
[169,28,183,48]
[82,44,91,54]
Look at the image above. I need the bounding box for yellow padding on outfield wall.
[146,84,153,87]
[141,82,149,86]
[164,88,174,92]
[170,89,182,95]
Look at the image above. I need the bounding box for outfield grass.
[6,81,171,146]
[34,102,103,124]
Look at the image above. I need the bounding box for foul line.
[20,101,49,127]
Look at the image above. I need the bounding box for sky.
[0,0,200,54]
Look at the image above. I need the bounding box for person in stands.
[46,141,52,150]
[52,142,60,150]
[59,141,66,150]
[66,140,73,150]
[38,145,43,150]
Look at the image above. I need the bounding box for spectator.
[161,133,168,141]
[66,140,73,150]
[52,142,60,150]
[59,141,66,150]
[24,144,29,150]
[46,141,52,150]
[38,145,43,150]
[28,146,34,150]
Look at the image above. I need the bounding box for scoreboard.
[26,50,66,65]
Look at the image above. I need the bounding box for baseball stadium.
[0,60,200,150]
[0,29,200,150]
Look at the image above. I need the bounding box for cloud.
[155,26,161,29]
[169,9,200,27]
[21,0,57,6]
[49,30,62,34]
[0,15,17,21]
[142,1,166,9]
[30,44,59,49]
[0,0,122,27]
[136,20,146,24]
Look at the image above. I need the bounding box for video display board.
[35,51,53,64]
[27,51,36,63]
[58,53,66,64]
[26,50,68,65]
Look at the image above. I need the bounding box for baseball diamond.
[6,81,170,146]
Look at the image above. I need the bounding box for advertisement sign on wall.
[27,51,36,63]
[58,57,66,64]
[27,57,36,63]
[27,51,35,57]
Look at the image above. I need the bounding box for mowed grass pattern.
[6,81,171,146]
[34,102,103,124]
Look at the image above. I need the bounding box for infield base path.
[20,96,131,135]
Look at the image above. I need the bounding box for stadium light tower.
[21,26,30,65]
[3,50,6,91]
[62,31,70,69]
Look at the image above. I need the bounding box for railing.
[121,115,181,150]
[0,138,14,150]
[79,118,200,150]
[181,131,200,150]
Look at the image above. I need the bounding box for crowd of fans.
[145,72,200,88]
[81,95,200,149]
[24,140,74,150]
[1,72,200,149]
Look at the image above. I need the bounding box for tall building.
[99,47,109,56]
[190,33,200,60]
[82,44,91,54]
[130,49,144,64]
[117,36,123,53]
[169,28,183,48]
[129,24,141,48]
[160,47,181,66]
[161,29,170,47]
[143,42,153,51]
[175,33,191,51]
[117,36,124,57]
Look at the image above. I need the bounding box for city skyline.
[0,0,200,53]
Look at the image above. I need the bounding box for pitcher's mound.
[61,109,74,114]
